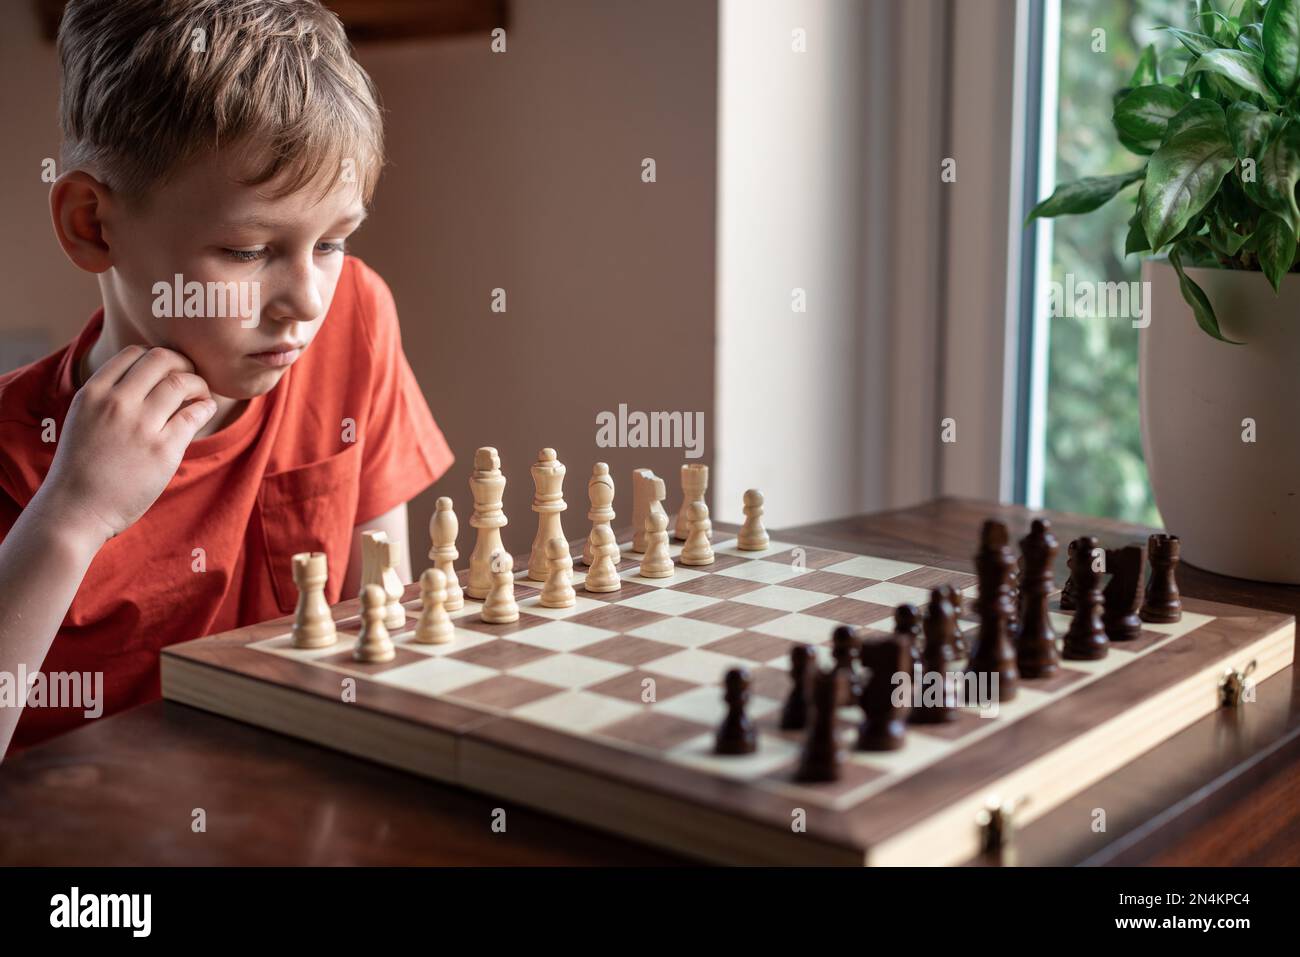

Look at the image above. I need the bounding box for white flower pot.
[1139,258,1300,583]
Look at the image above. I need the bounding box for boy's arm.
[0,346,215,760]
[342,502,413,600]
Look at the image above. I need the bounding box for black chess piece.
[1059,538,1079,611]
[1063,535,1108,660]
[1140,533,1182,623]
[913,587,958,724]
[967,519,1019,702]
[829,624,861,707]
[893,603,923,670]
[714,668,757,755]
[856,635,911,750]
[942,583,968,658]
[780,644,815,731]
[1008,553,1024,635]
[794,669,841,783]
[1102,544,1145,642]
[1016,519,1060,679]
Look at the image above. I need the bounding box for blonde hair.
[58,0,384,205]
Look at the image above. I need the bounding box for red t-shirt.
[0,256,454,750]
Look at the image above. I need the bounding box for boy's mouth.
[247,341,305,368]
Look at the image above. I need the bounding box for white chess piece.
[674,464,708,541]
[467,447,508,600]
[527,448,567,581]
[540,537,576,608]
[481,550,520,623]
[639,510,674,578]
[737,488,770,551]
[414,568,455,644]
[291,551,337,648]
[584,463,615,567]
[354,584,395,662]
[679,500,715,566]
[584,525,622,593]
[361,531,406,629]
[429,497,464,611]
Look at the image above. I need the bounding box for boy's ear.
[49,171,115,274]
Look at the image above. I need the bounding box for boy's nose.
[265,260,324,324]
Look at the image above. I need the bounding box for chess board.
[161,529,1295,865]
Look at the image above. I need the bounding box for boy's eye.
[317,240,347,255]
[224,248,267,263]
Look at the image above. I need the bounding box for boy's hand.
[33,345,217,547]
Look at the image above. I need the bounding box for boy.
[0,0,454,756]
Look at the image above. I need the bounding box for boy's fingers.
[162,398,218,446]
[114,347,197,403]
[81,344,149,392]
[141,371,211,429]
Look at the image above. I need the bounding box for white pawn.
[428,497,464,611]
[737,488,770,551]
[584,525,622,593]
[679,500,715,566]
[354,584,395,662]
[481,550,520,623]
[540,537,576,608]
[639,510,674,578]
[414,568,455,644]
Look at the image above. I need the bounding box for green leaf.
[1113,85,1192,154]
[1131,44,1160,86]
[1186,48,1280,103]
[1238,22,1265,54]
[1169,246,1242,343]
[1226,101,1281,159]
[1254,213,1297,291]
[1125,210,1151,255]
[1248,120,1300,232]
[1026,169,1145,222]
[1263,0,1300,96]
[1142,125,1237,250]
[1209,207,1252,256]
[1163,99,1227,143]
[1160,26,1220,57]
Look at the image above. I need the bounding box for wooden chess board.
[161,530,1295,865]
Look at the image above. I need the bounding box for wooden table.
[1,498,1297,866]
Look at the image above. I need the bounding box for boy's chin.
[207,364,291,401]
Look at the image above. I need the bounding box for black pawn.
[1140,533,1182,623]
[714,668,757,755]
[794,669,841,783]
[829,624,861,707]
[942,583,969,658]
[780,644,815,730]
[893,603,923,670]
[913,587,958,724]
[1059,538,1079,611]
[1063,536,1108,660]
[1016,519,1060,679]
[857,635,911,750]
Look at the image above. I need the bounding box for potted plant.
[1029,0,1300,583]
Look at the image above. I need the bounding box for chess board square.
[627,617,741,649]
[844,581,933,608]
[666,574,766,600]
[652,683,781,726]
[1139,610,1213,640]
[507,620,619,653]
[615,588,722,616]
[581,579,657,603]
[317,645,427,675]
[619,566,707,588]
[676,552,749,574]
[683,600,787,629]
[1021,665,1090,694]
[447,638,556,670]
[715,560,812,585]
[644,648,757,685]
[712,538,794,559]
[371,655,503,696]
[750,612,838,644]
[846,724,954,775]
[512,689,642,733]
[568,604,669,632]
[596,712,712,751]
[748,665,793,700]
[889,566,977,591]
[396,627,496,658]
[759,546,859,569]
[1108,628,1174,654]
[781,570,879,596]
[448,600,485,621]
[665,730,798,780]
[762,755,885,799]
[908,707,986,742]
[454,610,551,637]
[508,652,632,690]
[702,631,798,665]
[823,556,922,581]
[443,674,565,710]
[517,595,606,620]
[802,596,897,627]
[586,668,698,704]
[252,634,358,661]
[731,585,834,613]
[574,635,681,667]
